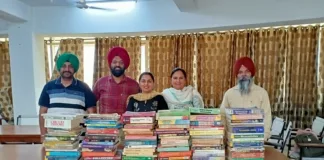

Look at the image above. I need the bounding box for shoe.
[289,152,300,159]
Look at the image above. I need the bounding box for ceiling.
[17,0,155,6]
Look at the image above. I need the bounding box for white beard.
[238,78,252,95]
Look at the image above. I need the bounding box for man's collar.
[55,77,78,86]
[109,75,127,83]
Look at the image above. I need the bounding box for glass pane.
[84,44,95,87]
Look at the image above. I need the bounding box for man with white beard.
[220,57,272,140]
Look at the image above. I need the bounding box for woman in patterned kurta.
[126,72,168,112]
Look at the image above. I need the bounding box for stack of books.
[156,109,192,160]
[225,108,265,160]
[189,107,225,160]
[82,113,122,160]
[42,113,85,160]
[122,111,157,160]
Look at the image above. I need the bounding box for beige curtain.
[93,37,141,85]
[119,37,141,80]
[176,34,196,86]
[230,30,252,86]
[0,41,11,88]
[44,40,50,82]
[251,28,286,120]
[285,26,319,128]
[51,39,84,80]
[0,41,14,123]
[197,32,233,107]
[318,28,324,117]
[148,36,177,92]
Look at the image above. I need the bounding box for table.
[0,125,41,143]
[264,146,290,160]
[0,145,289,160]
[0,144,44,160]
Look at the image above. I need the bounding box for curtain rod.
[45,25,324,42]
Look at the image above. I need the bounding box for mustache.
[63,71,72,74]
[113,67,122,70]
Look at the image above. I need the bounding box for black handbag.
[295,133,324,157]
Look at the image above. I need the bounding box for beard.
[111,66,125,77]
[238,77,252,95]
[60,71,73,80]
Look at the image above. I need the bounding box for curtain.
[251,28,286,120]
[230,30,252,86]
[176,34,196,86]
[119,37,141,80]
[93,37,141,85]
[285,26,319,128]
[196,32,233,107]
[318,28,324,117]
[0,41,11,88]
[51,39,84,81]
[0,41,14,123]
[148,36,177,92]
[44,40,50,82]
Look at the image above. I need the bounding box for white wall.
[31,0,324,36]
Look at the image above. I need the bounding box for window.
[83,44,95,87]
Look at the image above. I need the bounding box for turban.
[56,52,80,72]
[107,47,130,69]
[234,57,255,77]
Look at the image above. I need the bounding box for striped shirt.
[38,78,96,114]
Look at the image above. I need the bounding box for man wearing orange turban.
[93,47,140,115]
[220,57,272,141]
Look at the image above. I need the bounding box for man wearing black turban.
[38,52,97,136]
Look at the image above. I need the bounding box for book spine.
[158,120,190,125]
[190,115,221,121]
[230,142,264,147]
[231,126,264,133]
[123,156,154,160]
[190,130,223,135]
[82,144,116,149]
[123,111,156,117]
[82,141,117,146]
[230,134,264,139]
[124,140,157,146]
[123,117,154,124]
[226,109,263,115]
[157,133,189,137]
[189,108,220,114]
[46,151,80,156]
[231,114,263,120]
[157,116,189,120]
[190,121,222,126]
[230,119,263,123]
[231,152,264,158]
[44,119,73,129]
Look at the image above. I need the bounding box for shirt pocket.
[250,97,262,108]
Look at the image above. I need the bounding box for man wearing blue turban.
[38,52,97,136]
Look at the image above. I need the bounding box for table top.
[0,145,289,160]
[0,125,40,135]
[0,144,44,160]
[264,146,290,160]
